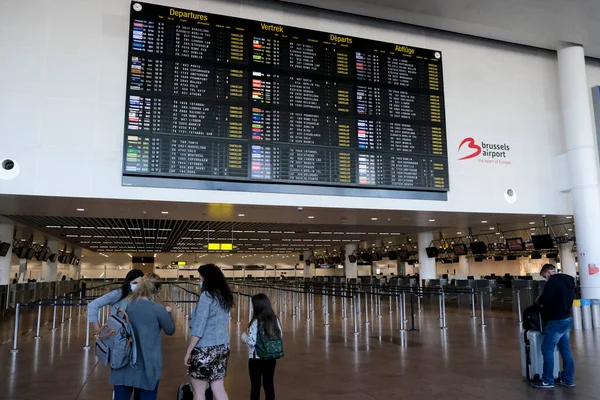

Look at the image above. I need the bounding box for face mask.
[199,281,203,289]
[130,283,138,291]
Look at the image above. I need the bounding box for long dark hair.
[249,293,280,338]
[120,269,144,300]
[198,264,234,311]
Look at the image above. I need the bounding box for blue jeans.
[541,318,575,385]
[114,385,158,400]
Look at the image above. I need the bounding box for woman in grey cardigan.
[87,269,144,333]
[111,275,175,400]
[185,264,234,400]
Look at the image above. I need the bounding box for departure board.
[122,2,449,196]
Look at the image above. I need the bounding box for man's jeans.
[541,317,575,385]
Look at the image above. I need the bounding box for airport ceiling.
[280,0,600,59]
[0,195,574,254]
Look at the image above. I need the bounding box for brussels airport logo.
[458,137,511,165]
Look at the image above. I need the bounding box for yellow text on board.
[261,23,284,32]
[169,8,208,20]
[395,45,415,55]
[330,34,352,44]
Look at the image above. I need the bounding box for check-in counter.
[423,279,447,288]
[455,279,476,308]
[0,285,8,313]
[511,280,538,311]
[474,280,495,308]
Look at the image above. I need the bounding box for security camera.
[297,207,303,212]
[0,158,20,181]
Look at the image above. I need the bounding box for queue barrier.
[8,281,502,355]
[7,282,121,353]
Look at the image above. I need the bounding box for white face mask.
[199,281,203,289]
[130,283,138,291]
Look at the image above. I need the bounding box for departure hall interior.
[2,0,600,399]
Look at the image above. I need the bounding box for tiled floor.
[1,288,600,399]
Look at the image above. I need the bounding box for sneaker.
[531,380,554,389]
[555,377,575,387]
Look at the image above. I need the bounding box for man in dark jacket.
[532,264,575,389]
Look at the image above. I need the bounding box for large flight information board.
[123,2,449,196]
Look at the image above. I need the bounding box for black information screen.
[123,2,449,193]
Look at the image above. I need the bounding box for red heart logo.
[458,138,482,160]
[589,264,599,275]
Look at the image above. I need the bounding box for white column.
[302,251,313,279]
[457,255,470,276]
[558,44,600,298]
[418,232,436,282]
[559,242,577,277]
[18,258,27,283]
[344,244,358,279]
[41,240,59,282]
[0,223,14,285]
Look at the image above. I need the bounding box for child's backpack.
[255,321,284,360]
[95,308,137,369]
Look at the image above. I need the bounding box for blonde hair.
[127,272,161,302]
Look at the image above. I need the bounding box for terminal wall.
[2,0,597,215]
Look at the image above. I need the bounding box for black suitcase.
[177,383,213,400]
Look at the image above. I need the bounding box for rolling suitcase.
[520,330,560,381]
[177,383,213,400]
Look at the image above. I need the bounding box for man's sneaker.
[531,380,554,389]
[555,377,575,387]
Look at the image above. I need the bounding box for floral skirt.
[188,344,230,381]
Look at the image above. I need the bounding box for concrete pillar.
[41,240,59,282]
[0,223,14,285]
[457,255,470,276]
[418,232,436,282]
[557,44,600,298]
[344,244,358,279]
[559,242,577,277]
[396,259,406,276]
[131,253,155,275]
[302,251,313,279]
[18,258,27,283]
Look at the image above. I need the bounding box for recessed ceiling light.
[568,228,573,231]
[161,211,169,214]
[481,220,487,224]
[531,228,536,231]
[566,216,573,219]
[77,208,85,212]
[371,217,378,221]
[429,219,435,222]
[489,227,495,230]
[238,213,245,217]
[308,216,315,219]
[529,222,535,225]
[457,232,462,235]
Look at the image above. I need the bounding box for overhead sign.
[171,261,187,266]
[204,243,236,251]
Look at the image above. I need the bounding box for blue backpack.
[95,308,137,369]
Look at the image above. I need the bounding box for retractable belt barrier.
[7,280,501,355]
